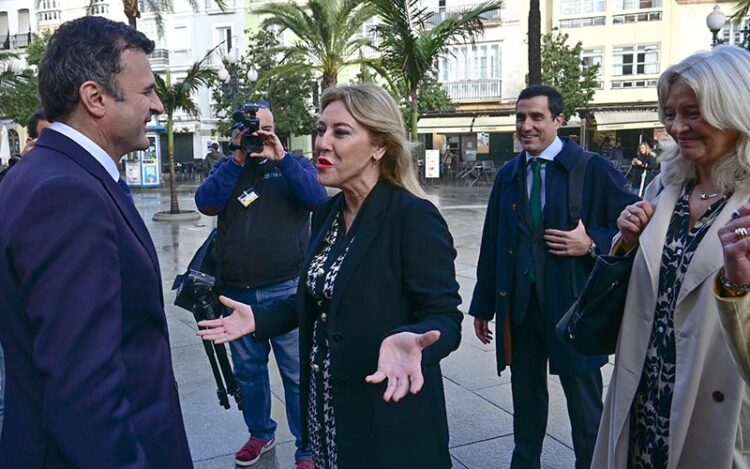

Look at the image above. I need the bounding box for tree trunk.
[409,90,419,142]
[123,0,140,28]
[165,71,180,214]
[528,0,542,85]
[321,70,337,91]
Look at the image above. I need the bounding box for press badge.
[237,189,259,207]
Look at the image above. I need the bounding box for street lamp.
[218,47,259,111]
[706,5,750,50]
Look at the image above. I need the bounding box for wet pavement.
[133,179,611,469]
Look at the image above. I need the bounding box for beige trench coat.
[716,290,750,387]
[592,179,750,469]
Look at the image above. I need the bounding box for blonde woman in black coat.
[199,84,462,469]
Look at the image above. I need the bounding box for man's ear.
[78,80,108,118]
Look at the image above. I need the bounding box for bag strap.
[568,151,592,227]
[567,151,592,298]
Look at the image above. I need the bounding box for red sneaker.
[296,459,314,469]
[235,436,276,466]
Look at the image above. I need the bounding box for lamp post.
[218,48,259,112]
[706,5,750,50]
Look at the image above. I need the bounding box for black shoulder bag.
[555,153,642,356]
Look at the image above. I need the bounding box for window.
[560,16,605,28]
[582,48,603,89]
[720,17,750,47]
[613,44,659,76]
[611,79,657,89]
[441,44,501,82]
[559,0,606,16]
[615,0,662,10]
[215,26,232,56]
[8,129,19,155]
[17,9,30,32]
[613,11,662,23]
[0,12,8,38]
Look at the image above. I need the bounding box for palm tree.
[733,1,750,23]
[88,0,227,36]
[369,0,502,140]
[154,61,216,214]
[254,0,377,91]
[0,51,25,96]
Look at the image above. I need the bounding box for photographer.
[195,102,325,468]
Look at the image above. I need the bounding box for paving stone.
[443,378,514,448]
[442,340,507,391]
[450,433,575,469]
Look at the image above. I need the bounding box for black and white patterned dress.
[628,181,729,468]
[305,211,357,469]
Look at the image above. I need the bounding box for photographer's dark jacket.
[195,154,326,288]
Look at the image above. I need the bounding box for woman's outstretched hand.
[196,295,256,344]
[365,330,441,402]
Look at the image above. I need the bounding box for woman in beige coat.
[592,46,750,468]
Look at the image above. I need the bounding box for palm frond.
[732,1,750,25]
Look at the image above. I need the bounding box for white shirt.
[525,136,563,209]
[49,122,120,182]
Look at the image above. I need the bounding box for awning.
[471,115,516,133]
[418,115,517,134]
[417,117,475,134]
[594,110,661,131]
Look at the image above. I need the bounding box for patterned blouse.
[304,211,357,469]
[628,181,729,468]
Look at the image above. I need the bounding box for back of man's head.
[27,109,48,139]
[211,142,219,151]
[517,85,564,117]
[39,16,154,123]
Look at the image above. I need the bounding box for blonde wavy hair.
[656,45,750,193]
[320,84,425,198]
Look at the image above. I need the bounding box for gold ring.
[627,212,634,221]
[735,227,748,239]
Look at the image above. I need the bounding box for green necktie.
[529,158,544,229]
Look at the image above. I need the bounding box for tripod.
[193,301,244,410]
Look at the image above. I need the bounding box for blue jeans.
[222,278,310,461]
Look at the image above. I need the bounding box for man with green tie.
[469,85,637,469]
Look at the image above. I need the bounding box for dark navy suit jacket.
[253,182,462,468]
[0,129,192,468]
[469,138,639,376]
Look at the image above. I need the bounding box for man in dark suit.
[470,85,637,469]
[0,17,192,467]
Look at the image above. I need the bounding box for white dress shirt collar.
[525,136,563,164]
[49,122,120,182]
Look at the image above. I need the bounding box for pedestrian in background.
[0,17,192,467]
[204,141,223,176]
[198,83,462,469]
[593,45,750,469]
[630,141,658,195]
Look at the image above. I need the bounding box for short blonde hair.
[656,46,750,193]
[320,84,425,197]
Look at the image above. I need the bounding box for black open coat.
[254,182,462,468]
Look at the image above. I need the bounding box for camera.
[174,269,222,321]
[232,102,264,153]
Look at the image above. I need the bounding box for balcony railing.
[441,79,502,102]
[1,32,32,50]
[149,48,169,67]
[425,4,501,27]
